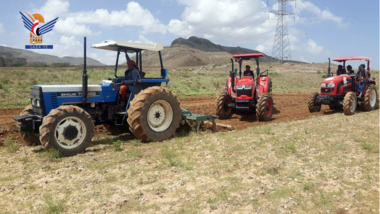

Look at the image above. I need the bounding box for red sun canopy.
[333,57,371,62]
[232,53,264,60]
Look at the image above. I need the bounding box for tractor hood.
[236,77,254,85]
[38,85,102,93]
[322,75,351,85]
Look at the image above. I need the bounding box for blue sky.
[0,0,378,69]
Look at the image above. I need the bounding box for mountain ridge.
[0,46,103,66]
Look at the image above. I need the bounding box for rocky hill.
[137,36,281,68]
[171,36,276,62]
[0,46,103,66]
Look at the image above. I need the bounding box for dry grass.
[0,110,378,213]
[2,64,374,108]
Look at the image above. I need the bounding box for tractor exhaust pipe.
[82,37,88,107]
[327,58,331,77]
[230,58,236,93]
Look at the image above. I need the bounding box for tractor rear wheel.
[39,105,94,156]
[308,92,321,113]
[19,104,40,146]
[343,92,357,115]
[256,93,273,121]
[127,86,181,142]
[216,90,233,119]
[363,84,378,111]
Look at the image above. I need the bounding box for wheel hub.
[63,125,78,141]
[55,117,86,148]
[147,100,173,132]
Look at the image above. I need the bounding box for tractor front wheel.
[216,90,233,119]
[39,105,94,156]
[343,92,357,115]
[256,93,273,121]
[127,86,181,142]
[363,85,378,111]
[308,92,321,113]
[19,104,40,146]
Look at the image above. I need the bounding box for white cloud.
[291,0,344,26]
[70,2,166,34]
[36,0,69,21]
[307,39,323,54]
[34,0,165,36]
[168,0,277,44]
[55,17,97,36]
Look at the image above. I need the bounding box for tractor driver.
[336,65,346,75]
[120,60,140,100]
[243,65,254,77]
[347,65,354,74]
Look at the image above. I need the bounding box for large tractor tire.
[343,92,357,115]
[39,105,94,156]
[127,86,181,142]
[363,85,378,111]
[19,104,40,146]
[256,93,273,122]
[308,92,321,113]
[216,90,233,119]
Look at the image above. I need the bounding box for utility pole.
[269,0,295,62]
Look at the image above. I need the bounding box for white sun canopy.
[91,40,164,53]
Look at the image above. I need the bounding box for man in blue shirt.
[120,60,140,100]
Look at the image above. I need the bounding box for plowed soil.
[179,93,331,130]
[0,93,334,144]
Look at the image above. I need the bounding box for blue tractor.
[14,38,182,156]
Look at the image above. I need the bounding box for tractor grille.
[237,89,253,97]
[30,86,45,116]
[321,88,334,93]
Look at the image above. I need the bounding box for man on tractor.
[336,65,346,75]
[347,65,354,74]
[244,65,254,77]
[120,60,139,100]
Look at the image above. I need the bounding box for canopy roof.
[92,40,164,53]
[333,57,371,62]
[232,53,264,60]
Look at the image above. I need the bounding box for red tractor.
[216,53,273,121]
[308,57,378,115]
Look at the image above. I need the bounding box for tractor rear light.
[262,77,266,81]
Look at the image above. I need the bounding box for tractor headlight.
[236,85,252,90]
[321,83,326,87]
[327,82,335,87]
[243,85,252,90]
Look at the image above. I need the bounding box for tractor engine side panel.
[256,76,271,97]
[39,84,118,115]
[227,77,237,98]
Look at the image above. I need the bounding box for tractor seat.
[141,71,146,78]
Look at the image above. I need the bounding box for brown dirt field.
[0,93,334,144]
[179,93,331,130]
